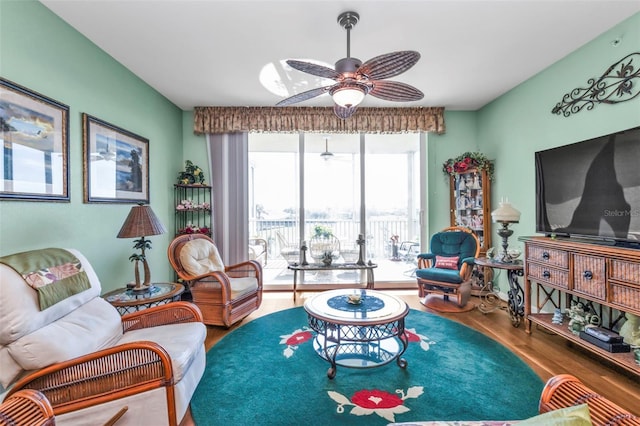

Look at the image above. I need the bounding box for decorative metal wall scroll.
[552,52,639,117]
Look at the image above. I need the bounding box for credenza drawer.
[609,282,640,314]
[526,246,569,269]
[526,263,569,289]
[572,254,606,300]
[609,259,640,286]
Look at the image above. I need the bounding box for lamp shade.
[332,87,366,108]
[491,199,521,223]
[117,204,166,238]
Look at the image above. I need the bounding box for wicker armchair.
[0,248,206,426]
[0,389,55,426]
[539,374,640,426]
[168,234,263,327]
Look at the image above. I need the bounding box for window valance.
[193,106,445,135]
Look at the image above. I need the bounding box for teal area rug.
[191,307,543,425]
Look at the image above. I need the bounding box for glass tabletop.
[104,283,181,304]
[304,289,407,323]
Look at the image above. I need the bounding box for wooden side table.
[473,257,525,327]
[103,282,184,315]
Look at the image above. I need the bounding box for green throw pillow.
[519,404,592,426]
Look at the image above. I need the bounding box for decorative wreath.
[442,152,494,180]
[177,160,205,185]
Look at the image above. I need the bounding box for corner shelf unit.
[523,236,640,377]
[174,184,212,237]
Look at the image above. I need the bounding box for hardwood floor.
[204,290,640,416]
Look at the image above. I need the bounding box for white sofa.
[0,248,207,426]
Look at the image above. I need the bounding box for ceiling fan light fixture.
[276,10,422,119]
[332,86,366,108]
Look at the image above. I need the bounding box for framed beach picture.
[82,113,149,203]
[0,77,70,201]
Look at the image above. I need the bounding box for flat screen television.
[535,125,640,247]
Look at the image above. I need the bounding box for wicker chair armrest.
[417,253,435,260]
[417,254,434,269]
[0,389,55,426]
[225,259,261,275]
[539,374,640,426]
[121,301,203,332]
[8,341,173,416]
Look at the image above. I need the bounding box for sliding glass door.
[249,132,422,289]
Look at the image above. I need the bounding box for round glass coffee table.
[304,288,410,379]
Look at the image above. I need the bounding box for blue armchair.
[416,226,480,312]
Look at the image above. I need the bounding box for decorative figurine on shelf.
[486,247,496,259]
[567,301,588,335]
[322,251,333,266]
[458,176,466,191]
[177,160,205,185]
[471,173,481,190]
[619,313,640,347]
[551,308,564,325]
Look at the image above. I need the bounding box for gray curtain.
[206,132,249,266]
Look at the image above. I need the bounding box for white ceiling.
[40,0,640,111]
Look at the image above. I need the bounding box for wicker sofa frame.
[5,302,203,426]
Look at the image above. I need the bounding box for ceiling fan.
[320,137,334,160]
[276,11,424,119]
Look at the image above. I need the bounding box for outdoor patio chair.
[275,231,300,265]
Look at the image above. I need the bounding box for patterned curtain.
[194,106,445,135]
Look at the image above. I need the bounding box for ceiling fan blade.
[333,104,357,119]
[369,80,424,102]
[276,86,333,106]
[358,51,420,80]
[286,60,342,80]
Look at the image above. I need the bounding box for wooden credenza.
[522,236,640,377]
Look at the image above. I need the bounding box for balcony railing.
[249,218,420,264]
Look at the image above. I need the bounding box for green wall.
[182,111,209,181]
[427,111,479,233]
[475,13,640,292]
[478,12,640,250]
[0,1,184,292]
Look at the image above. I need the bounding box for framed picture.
[0,77,70,201]
[83,113,149,203]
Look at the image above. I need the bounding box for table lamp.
[117,203,166,292]
[491,198,521,263]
